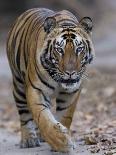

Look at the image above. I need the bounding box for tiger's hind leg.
[13,77,40,148]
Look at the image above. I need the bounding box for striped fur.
[7,8,94,152]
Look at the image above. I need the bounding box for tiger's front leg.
[56,89,81,130]
[60,90,81,129]
[26,85,74,152]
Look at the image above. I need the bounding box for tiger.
[7,8,94,152]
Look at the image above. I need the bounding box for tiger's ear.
[44,17,56,33]
[79,17,93,33]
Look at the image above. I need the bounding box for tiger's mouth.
[59,74,82,90]
[61,80,81,91]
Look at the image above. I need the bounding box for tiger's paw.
[20,137,40,148]
[20,121,40,148]
[41,122,74,152]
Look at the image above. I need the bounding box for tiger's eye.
[76,47,83,53]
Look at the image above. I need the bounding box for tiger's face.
[41,17,94,90]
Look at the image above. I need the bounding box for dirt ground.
[0,66,116,155]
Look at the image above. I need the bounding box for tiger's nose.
[65,71,77,78]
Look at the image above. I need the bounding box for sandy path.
[0,129,101,155]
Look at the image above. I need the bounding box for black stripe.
[13,92,26,104]
[56,103,73,111]
[16,48,21,71]
[23,30,28,69]
[36,103,49,108]
[56,106,67,111]
[62,28,76,33]
[15,26,26,71]
[14,75,23,84]
[18,109,29,115]
[59,89,78,95]
[86,40,91,53]
[21,118,33,126]
[56,99,66,103]
[62,33,76,39]
[13,81,26,99]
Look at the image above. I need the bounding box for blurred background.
[0,1,116,154]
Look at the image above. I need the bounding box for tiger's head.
[41,16,94,90]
